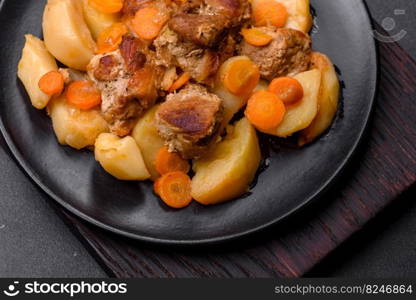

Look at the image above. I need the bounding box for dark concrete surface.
[308,187,416,277]
[0,136,106,277]
[0,0,414,278]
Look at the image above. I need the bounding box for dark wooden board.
[57,24,416,277]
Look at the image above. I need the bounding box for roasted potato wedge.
[81,0,120,40]
[277,0,313,33]
[95,133,151,180]
[17,35,58,109]
[299,52,340,145]
[261,69,321,137]
[43,0,96,70]
[132,105,165,180]
[48,95,108,149]
[191,118,261,205]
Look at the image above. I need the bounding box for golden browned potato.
[262,69,321,137]
[191,118,261,205]
[95,133,151,180]
[276,0,313,33]
[299,52,340,145]
[43,0,96,70]
[132,105,165,181]
[17,35,58,109]
[47,95,108,149]
[81,0,120,40]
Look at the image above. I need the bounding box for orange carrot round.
[253,0,288,27]
[38,71,64,96]
[245,90,286,130]
[89,0,124,14]
[268,77,304,106]
[154,171,192,209]
[96,23,128,54]
[66,80,102,110]
[223,59,260,96]
[241,27,273,46]
[132,6,168,40]
[155,147,190,175]
[169,72,191,92]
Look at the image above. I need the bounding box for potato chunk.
[191,118,261,205]
[48,95,108,149]
[276,0,313,33]
[299,52,340,145]
[132,105,165,180]
[81,0,120,40]
[212,56,255,126]
[262,69,321,137]
[95,133,151,180]
[17,35,58,109]
[43,0,96,70]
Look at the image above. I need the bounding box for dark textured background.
[0,0,414,277]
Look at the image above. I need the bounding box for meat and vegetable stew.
[17,0,340,208]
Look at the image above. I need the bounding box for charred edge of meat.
[93,55,120,81]
[119,35,147,74]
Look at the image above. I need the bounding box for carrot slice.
[66,80,102,110]
[253,0,288,27]
[155,171,193,209]
[132,6,168,40]
[169,72,191,92]
[38,71,64,96]
[89,0,124,14]
[241,28,273,46]
[245,90,286,130]
[268,77,304,106]
[155,147,190,175]
[96,23,129,54]
[223,59,260,96]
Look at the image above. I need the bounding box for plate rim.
[0,0,378,246]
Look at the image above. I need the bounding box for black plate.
[0,0,377,245]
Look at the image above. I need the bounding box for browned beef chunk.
[168,0,248,46]
[168,13,228,47]
[154,28,220,83]
[119,35,147,73]
[93,55,119,81]
[153,0,248,84]
[240,27,311,80]
[87,36,158,136]
[155,84,223,159]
